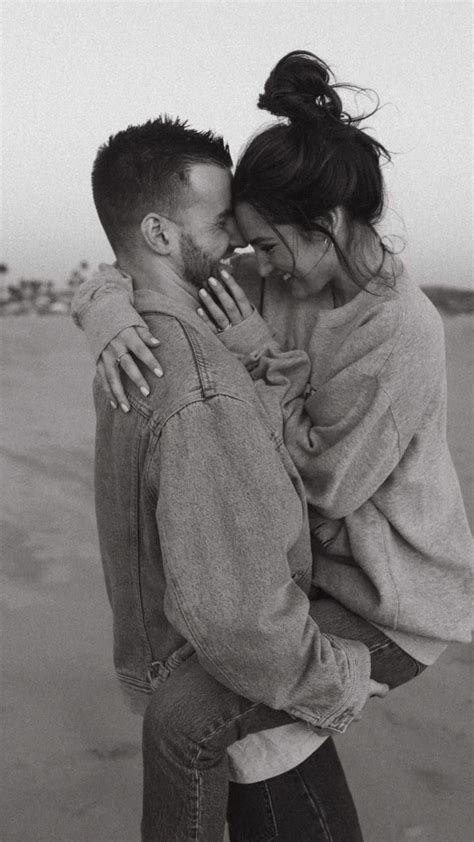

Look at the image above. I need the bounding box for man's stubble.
[179,231,222,291]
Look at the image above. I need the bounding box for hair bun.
[258,51,343,124]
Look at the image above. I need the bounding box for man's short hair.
[92,115,232,253]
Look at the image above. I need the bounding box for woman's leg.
[227,737,363,842]
[227,597,427,842]
[141,653,292,842]
[142,597,425,842]
[311,596,426,689]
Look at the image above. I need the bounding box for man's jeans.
[142,597,426,842]
[227,738,361,842]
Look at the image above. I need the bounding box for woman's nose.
[256,252,273,278]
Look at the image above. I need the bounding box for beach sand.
[1,314,472,842]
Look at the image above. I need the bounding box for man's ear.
[140,213,173,255]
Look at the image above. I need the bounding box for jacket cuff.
[291,636,372,734]
[218,308,276,358]
[316,636,372,733]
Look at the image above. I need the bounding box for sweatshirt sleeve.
[223,300,414,519]
[150,395,371,732]
[70,263,147,361]
[219,308,312,438]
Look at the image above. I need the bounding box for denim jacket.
[93,286,371,732]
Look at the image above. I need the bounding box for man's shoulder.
[142,310,258,412]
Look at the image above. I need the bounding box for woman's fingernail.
[110,401,117,409]
[154,368,163,378]
[121,403,130,413]
[150,337,160,345]
[140,386,150,396]
[209,277,218,286]
[197,308,205,316]
[199,288,208,297]
[220,269,230,280]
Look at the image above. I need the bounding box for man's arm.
[149,393,371,733]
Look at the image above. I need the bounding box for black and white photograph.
[2,1,473,840]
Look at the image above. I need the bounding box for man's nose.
[227,217,247,249]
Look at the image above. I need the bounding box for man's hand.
[197,267,253,334]
[97,326,163,412]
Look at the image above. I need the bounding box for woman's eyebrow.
[250,236,275,246]
[215,209,232,224]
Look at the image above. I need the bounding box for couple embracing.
[73,51,472,841]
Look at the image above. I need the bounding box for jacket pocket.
[147,641,195,691]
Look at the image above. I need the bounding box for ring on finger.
[116,352,128,366]
[217,322,231,334]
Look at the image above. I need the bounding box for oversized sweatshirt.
[71,257,472,667]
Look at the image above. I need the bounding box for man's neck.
[118,254,199,312]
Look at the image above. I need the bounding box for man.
[86,116,374,841]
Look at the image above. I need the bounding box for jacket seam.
[139,310,214,398]
[130,427,156,662]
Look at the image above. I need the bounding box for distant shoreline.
[422,286,474,315]
[1,284,473,318]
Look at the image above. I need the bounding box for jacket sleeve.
[70,263,147,361]
[149,394,371,732]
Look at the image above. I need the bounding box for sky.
[2,0,473,288]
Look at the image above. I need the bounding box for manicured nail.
[110,400,117,409]
[140,386,150,396]
[154,368,163,378]
[150,337,160,346]
[220,269,230,280]
[209,277,218,286]
[120,403,130,413]
[197,308,205,316]
[199,288,208,297]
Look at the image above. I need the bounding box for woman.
[72,51,471,841]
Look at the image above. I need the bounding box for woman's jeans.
[141,597,426,842]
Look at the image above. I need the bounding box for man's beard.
[179,232,221,290]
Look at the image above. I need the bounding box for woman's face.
[235,202,336,299]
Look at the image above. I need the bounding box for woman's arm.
[71,263,147,357]
[199,274,432,519]
[197,270,313,438]
[71,263,163,409]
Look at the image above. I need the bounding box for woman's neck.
[330,227,387,307]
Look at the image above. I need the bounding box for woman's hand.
[352,679,389,722]
[97,326,163,412]
[368,679,389,699]
[197,268,253,334]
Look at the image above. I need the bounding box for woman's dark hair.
[233,51,396,285]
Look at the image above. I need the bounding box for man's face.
[175,164,244,288]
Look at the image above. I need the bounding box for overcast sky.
[2,0,473,287]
